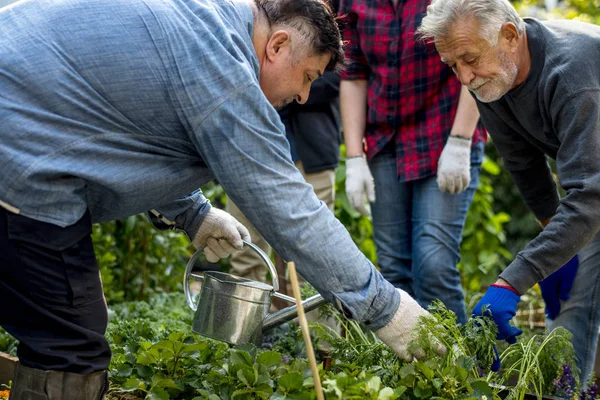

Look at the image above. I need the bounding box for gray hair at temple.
[416,0,525,45]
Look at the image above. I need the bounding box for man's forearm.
[340,79,368,157]
[450,85,480,139]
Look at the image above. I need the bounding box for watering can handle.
[183,239,279,311]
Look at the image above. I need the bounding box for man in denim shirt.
[0,0,440,396]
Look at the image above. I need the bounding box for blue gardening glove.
[472,285,523,345]
[538,255,579,320]
[472,285,523,372]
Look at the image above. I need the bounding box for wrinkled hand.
[437,136,472,194]
[539,255,579,320]
[472,285,522,344]
[193,208,251,263]
[345,156,375,216]
[375,289,446,362]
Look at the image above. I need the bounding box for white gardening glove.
[345,156,375,216]
[193,208,251,263]
[375,289,446,362]
[437,136,472,194]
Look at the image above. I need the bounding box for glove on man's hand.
[345,156,375,216]
[375,289,446,362]
[472,285,523,345]
[539,255,579,320]
[437,136,472,194]
[193,208,251,263]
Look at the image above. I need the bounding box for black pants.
[0,208,110,373]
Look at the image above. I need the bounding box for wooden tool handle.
[287,261,324,400]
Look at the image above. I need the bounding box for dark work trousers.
[0,207,111,373]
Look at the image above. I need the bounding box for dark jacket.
[279,71,341,174]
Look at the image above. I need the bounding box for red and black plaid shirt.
[339,0,486,182]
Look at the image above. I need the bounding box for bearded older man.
[418,0,600,380]
[0,0,440,397]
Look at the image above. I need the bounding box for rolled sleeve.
[339,2,370,81]
[153,189,211,239]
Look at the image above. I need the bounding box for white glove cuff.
[345,155,368,170]
[446,135,472,149]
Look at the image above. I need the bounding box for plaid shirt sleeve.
[339,0,370,81]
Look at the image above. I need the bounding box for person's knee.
[413,241,462,298]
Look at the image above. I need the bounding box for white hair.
[416,0,525,45]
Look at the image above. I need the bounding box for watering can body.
[184,240,326,346]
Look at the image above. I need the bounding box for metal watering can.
[184,240,326,346]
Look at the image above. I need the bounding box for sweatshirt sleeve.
[500,89,600,294]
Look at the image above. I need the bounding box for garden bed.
[0,294,596,399]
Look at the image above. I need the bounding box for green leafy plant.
[93,215,192,304]
[0,328,18,357]
[494,327,578,400]
[459,151,513,291]
[411,301,498,374]
[313,300,500,399]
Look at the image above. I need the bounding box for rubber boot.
[9,362,108,400]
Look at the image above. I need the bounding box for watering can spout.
[262,294,327,332]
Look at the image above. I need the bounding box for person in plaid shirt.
[339,0,487,324]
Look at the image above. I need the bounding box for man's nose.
[295,84,311,105]
[456,65,475,85]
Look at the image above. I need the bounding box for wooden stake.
[287,261,324,400]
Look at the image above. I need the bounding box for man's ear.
[265,30,291,61]
[499,22,520,50]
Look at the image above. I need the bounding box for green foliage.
[494,327,578,400]
[564,0,600,23]
[109,292,194,326]
[93,214,193,304]
[105,294,504,400]
[0,328,18,357]
[512,0,600,24]
[104,293,407,399]
[482,144,541,261]
[1,292,579,399]
[459,151,513,291]
[411,301,498,374]
[320,301,501,400]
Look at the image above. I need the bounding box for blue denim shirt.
[0,0,398,329]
